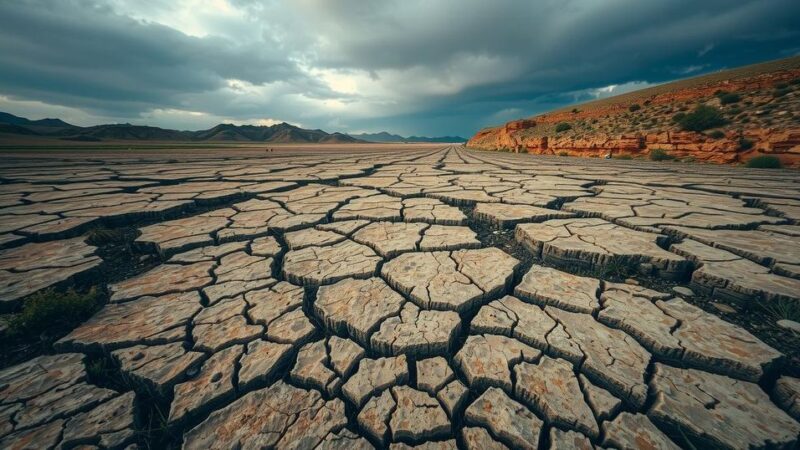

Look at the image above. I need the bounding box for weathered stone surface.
[169,345,241,424]
[672,238,800,303]
[353,221,427,257]
[514,356,599,438]
[434,380,465,419]
[545,307,650,408]
[470,295,555,349]
[382,248,519,313]
[514,265,600,314]
[474,203,574,228]
[328,336,365,379]
[461,427,509,450]
[246,281,304,326]
[357,389,394,445]
[516,218,690,279]
[656,297,783,381]
[238,339,293,390]
[183,381,347,449]
[60,392,136,449]
[602,412,679,450]
[774,376,800,420]
[316,429,373,450]
[416,357,454,394]
[548,429,593,450]
[578,374,622,422]
[315,277,405,346]
[57,291,201,351]
[135,209,232,256]
[250,235,282,257]
[390,386,450,444]
[455,334,541,391]
[598,283,681,359]
[649,363,800,449]
[389,441,457,450]
[112,342,204,393]
[370,303,461,357]
[342,355,409,407]
[403,197,466,225]
[464,387,543,450]
[169,241,247,263]
[419,225,480,251]
[283,240,381,286]
[0,237,101,305]
[291,340,340,395]
[193,313,263,352]
[285,228,345,249]
[109,261,213,302]
[265,307,317,345]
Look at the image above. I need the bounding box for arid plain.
[1,144,799,449]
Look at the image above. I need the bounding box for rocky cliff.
[468,57,800,167]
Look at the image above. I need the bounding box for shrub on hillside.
[671,112,686,123]
[558,151,569,157]
[738,138,754,150]
[677,105,727,132]
[717,92,741,105]
[554,122,572,133]
[745,155,782,169]
[649,149,676,161]
[707,130,725,139]
[628,104,641,112]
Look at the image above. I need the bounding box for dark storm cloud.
[1,0,799,135]
[0,0,306,116]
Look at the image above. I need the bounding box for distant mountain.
[349,132,466,143]
[0,113,367,144]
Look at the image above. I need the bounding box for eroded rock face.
[516,218,690,279]
[514,356,598,438]
[464,387,543,450]
[57,291,201,351]
[6,147,800,449]
[382,248,519,313]
[183,381,348,449]
[283,239,381,286]
[602,412,679,450]
[515,265,600,314]
[0,237,101,306]
[648,363,800,449]
[315,277,405,346]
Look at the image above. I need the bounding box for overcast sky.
[1,0,799,137]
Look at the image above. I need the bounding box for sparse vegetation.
[6,287,100,337]
[649,148,676,161]
[738,138,754,150]
[677,105,727,132]
[717,92,741,105]
[671,112,686,123]
[774,87,790,98]
[628,104,641,112]
[558,151,570,157]
[707,130,725,139]
[745,155,782,169]
[554,122,572,133]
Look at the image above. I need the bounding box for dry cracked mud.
[0,146,799,449]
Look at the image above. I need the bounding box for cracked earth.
[1,146,799,449]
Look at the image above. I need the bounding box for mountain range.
[0,112,464,144]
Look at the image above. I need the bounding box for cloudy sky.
[1,0,799,137]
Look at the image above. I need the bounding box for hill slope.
[0,115,367,144]
[349,132,466,143]
[468,56,800,167]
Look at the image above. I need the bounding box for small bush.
[671,112,686,123]
[775,82,789,90]
[707,130,725,139]
[738,138,754,150]
[628,104,641,112]
[558,151,569,157]
[677,105,727,132]
[774,88,790,98]
[554,122,572,133]
[614,154,633,160]
[717,92,741,105]
[745,155,782,169]
[571,108,580,114]
[649,149,676,161]
[7,288,100,337]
